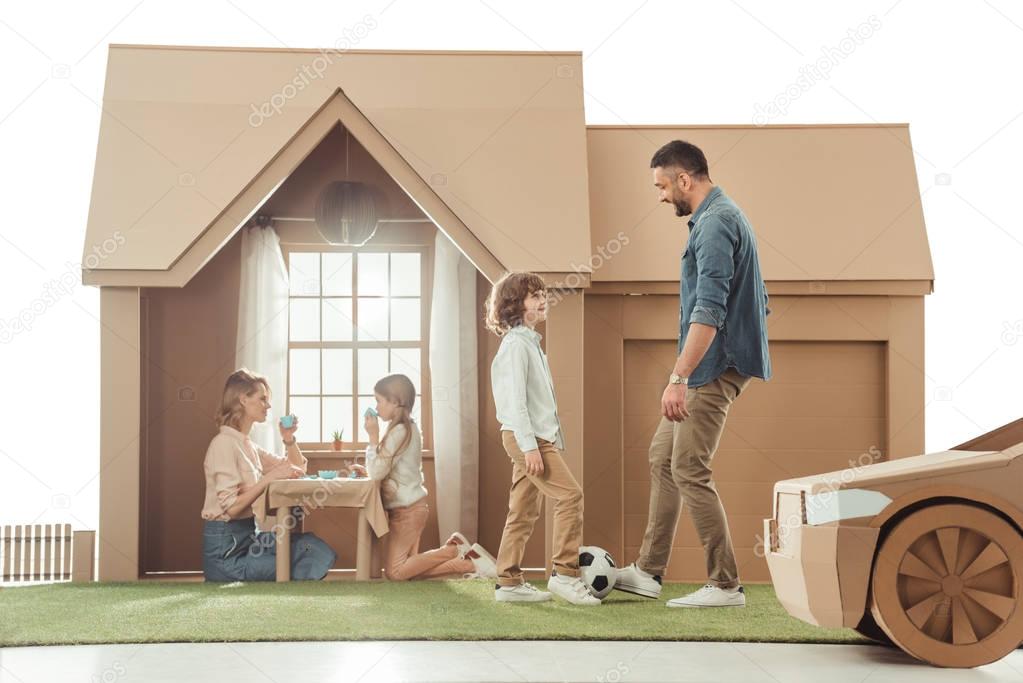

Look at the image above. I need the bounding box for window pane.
[358,348,388,394]
[357,395,376,442]
[390,348,421,393]
[289,298,320,342]
[288,348,320,394]
[390,253,421,296]
[357,297,388,341]
[322,348,353,394]
[288,396,320,444]
[322,298,353,342]
[288,252,320,296]
[390,298,420,341]
[356,395,422,443]
[322,252,353,296]
[357,253,389,296]
[322,396,353,443]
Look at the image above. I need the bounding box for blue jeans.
[202,517,337,582]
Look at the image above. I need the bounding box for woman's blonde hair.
[374,374,416,459]
[484,271,546,336]
[216,368,270,430]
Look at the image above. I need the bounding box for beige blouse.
[201,425,303,528]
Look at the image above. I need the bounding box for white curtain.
[236,224,290,457]
[430,232,479,541]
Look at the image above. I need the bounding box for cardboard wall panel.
[621,339,885,583]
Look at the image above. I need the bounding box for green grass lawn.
[0,580,869,647]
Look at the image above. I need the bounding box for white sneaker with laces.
[466,543,498,579]
[547,573,601,606]
[667,584,746,608]
[614,563,662,599]
[495,582,552,603]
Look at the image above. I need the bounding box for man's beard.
[673,198,691,217]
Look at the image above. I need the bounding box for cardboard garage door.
[623,340,886,583]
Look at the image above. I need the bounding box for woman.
[352,373,496,580]
[201,368,337,581]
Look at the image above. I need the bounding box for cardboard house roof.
[82,45,592,286]
[82,45,932,289]
[587,125,933,285]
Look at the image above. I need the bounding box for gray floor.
[1,641,1022,682]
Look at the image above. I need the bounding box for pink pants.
[385,499,474,581]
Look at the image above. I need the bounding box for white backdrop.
[1,0,1020,532]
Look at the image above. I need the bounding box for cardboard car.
[764,418,1023,668]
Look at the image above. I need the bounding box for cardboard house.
[83,45,933,581]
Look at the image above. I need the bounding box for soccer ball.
[579,545,617,598]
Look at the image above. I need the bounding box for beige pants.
[384,499,474,580]
[495,432,584,586]
[637,367,752,589]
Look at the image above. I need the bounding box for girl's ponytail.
[373,374,416,458]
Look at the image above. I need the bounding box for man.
[615,140,771,608]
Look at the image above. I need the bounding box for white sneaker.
[466,543,498,579]
[547,573,602,606]
[667,584,746,608]
[446,532,472,558]
[614,563,662,599]
[495,582,552,603]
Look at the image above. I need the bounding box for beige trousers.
[637,367,752,588]
[495,432,584,586]
[384,499,474,580]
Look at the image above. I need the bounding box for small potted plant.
[331,429,344,452]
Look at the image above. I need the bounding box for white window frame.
[282,244,432,452]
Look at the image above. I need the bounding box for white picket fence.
[1,523,95,584]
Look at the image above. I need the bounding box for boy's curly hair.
[484,271,546,336]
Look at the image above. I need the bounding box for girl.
[351,373,497,580]
[486,272,598,605]
[201,368,337,581]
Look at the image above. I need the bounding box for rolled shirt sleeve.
[493,338,540,453]
[256,444,306,473]
[256,446,286,472]
[690,215,737,330]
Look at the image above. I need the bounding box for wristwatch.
[283,437,297,446]
[668,373,689,385]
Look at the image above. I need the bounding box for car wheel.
[870,504,1023,668]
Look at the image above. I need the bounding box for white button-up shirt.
[491,324,564,452]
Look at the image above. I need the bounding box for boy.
[485,271,598,606]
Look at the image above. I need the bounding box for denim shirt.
[679,186,772,388]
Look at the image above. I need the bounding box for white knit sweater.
[365,421,428,510]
